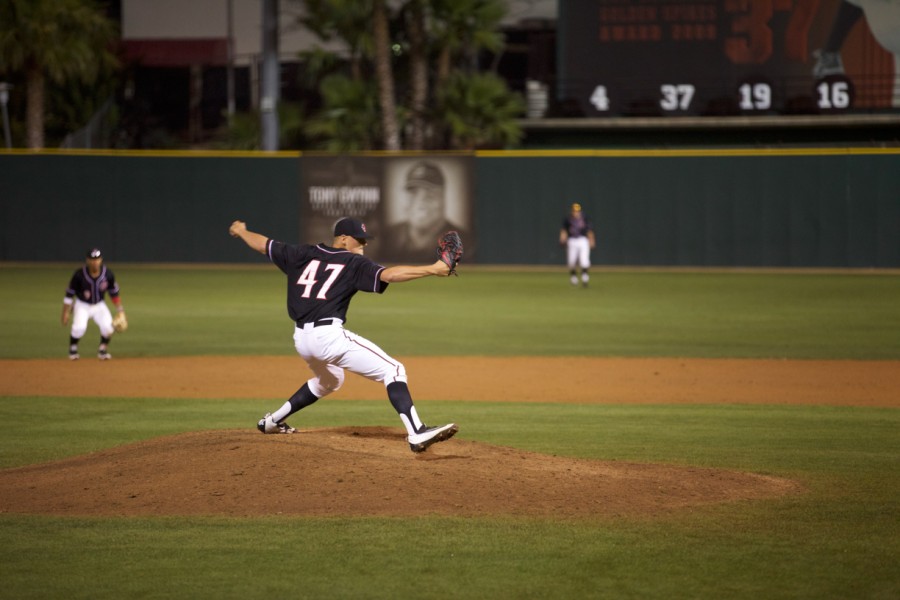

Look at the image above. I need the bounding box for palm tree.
[0,0,118,148]
[291,0,517,151]
[372,0,401,150]
[304,74,382,151]
[405,0,507,149]
[403,0,428,150]
[437,71,524,149]
[431,0,505,86]
[390,0,506,149]
[294,0,400,150]
[297,0,372,81]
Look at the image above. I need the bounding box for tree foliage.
[430,0,505,84]
[303,75,383,151]
[0,0,119,148]
[297,0,373,81]
[213,102,306,151]
[437,71,524,149]
[289,0,522,151]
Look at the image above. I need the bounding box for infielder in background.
[229,217,460,453]
[61,248,126,360]
[559,202,596,287]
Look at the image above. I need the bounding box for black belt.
[296,318,341,328]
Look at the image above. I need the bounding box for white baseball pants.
[567,236,591,270]
[70,298,115,338]
[293,320,407,398]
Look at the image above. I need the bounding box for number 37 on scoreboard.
[589,84,697,112]
[589,80,853,113]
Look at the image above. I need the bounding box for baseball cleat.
[257,413,296,434]
[408,423,458,453]
[68,352,80,361]
[97,350,112,360]
[812,49,844,79]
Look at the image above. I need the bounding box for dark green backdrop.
[1,150,898,267]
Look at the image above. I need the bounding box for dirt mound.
[0,427,800,519]
[5,354,869,519]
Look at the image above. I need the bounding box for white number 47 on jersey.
[297,260,345,300]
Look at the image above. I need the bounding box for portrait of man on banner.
[378,157,474,264]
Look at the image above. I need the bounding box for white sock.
[271,401,293,423]
[400,407,425,435]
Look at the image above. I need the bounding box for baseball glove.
[112,311,128,333]
[436,230,463,276]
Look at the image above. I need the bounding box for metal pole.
[0,83,12,149]
[260,0,279,151]
[226,0,235,124]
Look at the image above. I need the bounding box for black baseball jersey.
[267,239,388,324]
[65,266,120,305]
[563,214,592,238]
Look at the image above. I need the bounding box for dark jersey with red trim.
[65,266,120,305]
[266,239,388,324]
[563,214,592,239]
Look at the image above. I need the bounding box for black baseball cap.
[86,248,103,259]
[405,161,444,189]
[333,217,374,239]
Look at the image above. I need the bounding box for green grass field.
[0,264,898,599]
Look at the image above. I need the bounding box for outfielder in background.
[559,202,596,287]
[379,158,474,264]
[61,248,127,360]
[228,216,463,454]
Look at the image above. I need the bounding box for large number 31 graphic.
[725,0,818,64]
[296,260,345,299]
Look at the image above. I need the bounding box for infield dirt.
[2,356,897,519]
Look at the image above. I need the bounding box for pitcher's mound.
[0,427,800,518]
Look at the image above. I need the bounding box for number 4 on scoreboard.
[590,85,610,111]
[590,84,697,113]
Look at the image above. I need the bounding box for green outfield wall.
[1,149,898,267]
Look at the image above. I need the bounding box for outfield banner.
[558,0,900,118]
[301,155,383,243]
[2,152,896,267]
[300,155,475,264]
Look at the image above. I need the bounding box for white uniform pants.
[70,299,114,339]
[567,236,591,270]
[293,320,407,398]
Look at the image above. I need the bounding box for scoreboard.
[557,0,899,118]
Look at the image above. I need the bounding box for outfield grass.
[0,264,898,599]
[2,264,899,359]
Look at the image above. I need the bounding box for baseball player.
[813,0,900,107]
[229,217,460,453]
[559,202,596,287]
[61,248,126,360]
